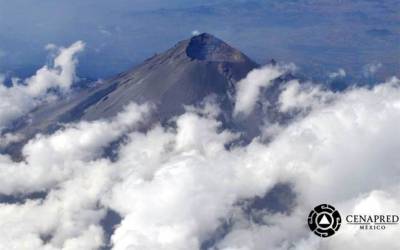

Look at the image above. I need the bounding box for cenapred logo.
[308,204,342,237]
[308,204,399,237]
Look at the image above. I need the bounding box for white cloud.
[278,80,335,113]
[25,41,85,96]
[0,102,152,249]
[234,64,292,117]
[0,102,152,195]
[45,43,58,51]
[191,30,200,36]
[0,41,85,130]
[363,62,382,77]
[328,68,346,79]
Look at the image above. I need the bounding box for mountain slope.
[5,33,259,156]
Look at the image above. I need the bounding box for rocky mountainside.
[17,34,257,134]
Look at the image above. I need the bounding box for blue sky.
[0,0,398,81]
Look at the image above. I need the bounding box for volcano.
[4,33,291,158]
[18,34,256,131]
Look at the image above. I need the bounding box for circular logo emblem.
[308,204,341,237]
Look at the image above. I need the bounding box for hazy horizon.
[0,0,398,82]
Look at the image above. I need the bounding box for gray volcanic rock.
[78,33,257,122]
[5,33,259,155]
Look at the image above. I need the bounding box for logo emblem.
[308,204,341,237]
